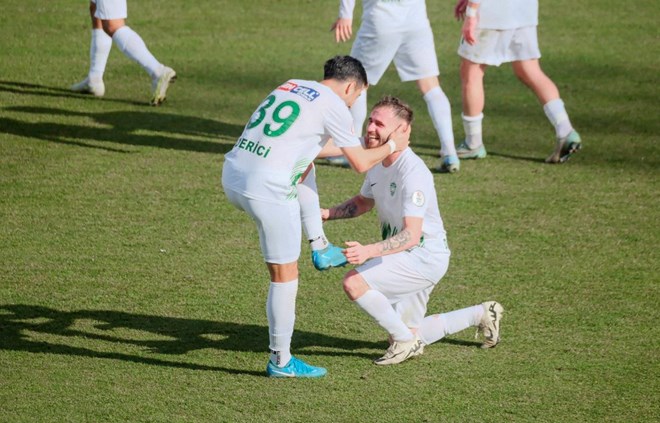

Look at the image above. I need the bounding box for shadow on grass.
[437,337,482,348]
[0,304,388,376]
[485,151,547,164]
[1,105,243,154]
[0,79,145,106]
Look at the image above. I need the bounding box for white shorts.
[351,26,440,85]
[224,188,302,264]
[394,286,433,329]
[357,246,450,327]
[92,0,128,20]
[458,26,541,67]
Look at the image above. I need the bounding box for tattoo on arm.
[331,200,359,219]
[378,229,412,254]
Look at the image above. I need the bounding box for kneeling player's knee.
[342,271,360,300]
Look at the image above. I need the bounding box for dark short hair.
[323,56,368,88]
[373,96,414,125]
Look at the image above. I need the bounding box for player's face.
[365,107,401,149]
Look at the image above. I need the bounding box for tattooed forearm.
[331,200,359,219]
[378,229,412,253]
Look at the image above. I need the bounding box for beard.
[365,133,384,149]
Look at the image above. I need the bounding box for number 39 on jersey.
[246,81,320,138]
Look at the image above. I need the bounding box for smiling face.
[365,106,403,149]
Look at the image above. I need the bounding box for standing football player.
[329,0,460,173]
[322,96,503,365]
[221,56,410,378]
[455,0,582,163]
[70,0,176,106]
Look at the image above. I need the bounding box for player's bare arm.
[342,124,410,173]
[323,195,374,221]
[379,229,413,253]
[317,137,349,159]
[344,216,423,264]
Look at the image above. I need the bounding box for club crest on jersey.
[389,182,397,196]
[412,190,425,207]
[276,81,320,102]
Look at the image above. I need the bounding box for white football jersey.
[339,0,430,35]
[223,80,360,202]
[478,0,538,30]
[360,148,447,250]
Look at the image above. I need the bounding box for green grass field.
[1,0,658,421]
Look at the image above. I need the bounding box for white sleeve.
[359,175,373,199]
[401,172,431,219]
[339,0,356,19]
[324,101,361,148]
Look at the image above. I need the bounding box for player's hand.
[454,0,469,20]
[387,123,411,152]
[344,241,371,265]
[320,208,330,222]
[331,18,353,43]
[461,16,478,45]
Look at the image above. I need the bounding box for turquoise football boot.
[266,356,327,378]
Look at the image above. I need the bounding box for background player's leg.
[417,76,458,172]
[70,2,111,97]
[104,19,176,105]
[512,60,581,163]
[458,59,488,158]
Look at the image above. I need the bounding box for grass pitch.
[1,0,658,421]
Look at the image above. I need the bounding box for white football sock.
[424,86,457,157]
[354,290,414,342]
[350,90,368,136]
[543,98,574,139]
[297,165,328,251]
[88,29,112,82]
[418,305,483,345]
[112,26,163,79]
[462,113,484,149]
[267,280,298,366]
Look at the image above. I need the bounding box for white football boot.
[150,66,177,106]
[374,335,424,365]
[70,77,105,97]
[476,301,504,349]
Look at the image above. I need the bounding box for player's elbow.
[405,229,424,249]
[403,239,419,251]
[349,160,370,174]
